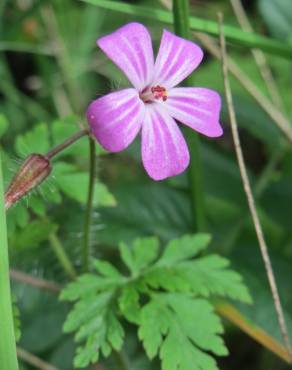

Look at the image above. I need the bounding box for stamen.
[140,85,168,103]
[151,86,168,101]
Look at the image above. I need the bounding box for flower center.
[140,85,168,103]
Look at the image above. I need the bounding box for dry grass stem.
[17,347,62,370]
[218,12,292,360]
[160,0,292,143]
[10,269,62,294]
[230,0,284,111]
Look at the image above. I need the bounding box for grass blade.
[0,152,19,370]
[80,0,292,59]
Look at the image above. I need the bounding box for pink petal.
[153,30,203,89]
[87,88,145,152]
[166,87,223,137]
[97,23,154,90]
[141,104,190,180]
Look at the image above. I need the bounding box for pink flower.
[87,23,223,180]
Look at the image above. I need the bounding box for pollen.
[140,85,168,103]
[151,86,168,101]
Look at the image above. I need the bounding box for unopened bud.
[5,154,51,210]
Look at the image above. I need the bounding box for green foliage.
[3,118,115,243]
[15,123,50,156]
[0,114,8,138]
[9,220,57,250]
[61,234,251,369]
[54,162,115,207]
[258,0,292,41]
[2,1,292,369]
[12,294,21,342]
[81,0,292,59]
[13,120,115,208]
[139,295,227,370]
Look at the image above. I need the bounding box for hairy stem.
[46,129,89,159]
[83,137,97,272]
[48,232,77,280]
[218,12,292,359]
[0,152,19,370]
[172,0,205,231]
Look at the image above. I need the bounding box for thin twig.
[112,350,131,370]
[17,346,62,370]
[10,269,62,294]
[216,302,291,363]
[13,275,107,370]
[10,268,291,364]
[218,12,292,360]
[91,364,107,370]
[159,0,292,143]
[230,0,284,111]
[195,32,292,142]
[83,136,97,272]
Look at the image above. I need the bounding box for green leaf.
[92,260,122,278]
[139,294,227,370]
[12,294,21,342]
[63,290,124,368]
[144,235,252,303]
[157,234,211,266]
[60,274,120,302]
[258,0,292,41]
[54,163,116,207]
[99,182,191,245]
[120,237,160,275]
[138,299,168,359]
[62,234,250,368]
[81,0,292,59]
[15,123,49,156]
[0,152,19,369]
[0,114,8,138]
[9,220,57,250]
[52,117,106,158]
[181,255,252,302]
[51,117,89,158]
[118,283,141,324]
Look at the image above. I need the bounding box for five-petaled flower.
[87,23,223,180]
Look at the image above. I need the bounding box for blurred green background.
[1,0,292,369]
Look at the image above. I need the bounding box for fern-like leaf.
[61,234,251,369]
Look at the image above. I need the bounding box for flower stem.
[0,152,19,370]
[172,0,206,231]
[46,129,89,159]
[83,137,97,272]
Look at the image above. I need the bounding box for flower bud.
[5,154,52,210]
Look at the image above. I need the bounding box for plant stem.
[83,137,97,272]
[0,152,19,370]
[172,0,205,231]
[46,129,89,159]
[112,350,130,370]
[10,269,61,294]
[218,12,292,359]
[48,232,77,280]
[17,346,61,370]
